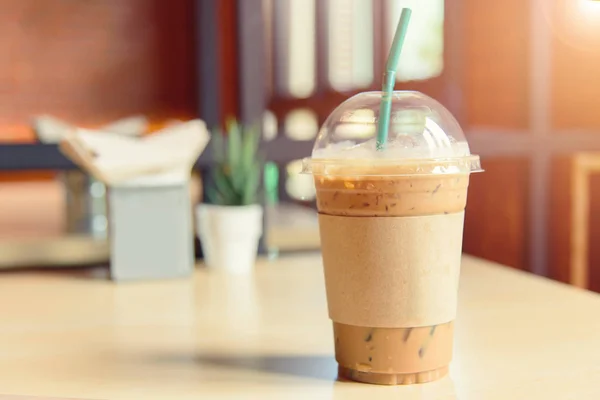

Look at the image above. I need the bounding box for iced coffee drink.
[303,91,482,385]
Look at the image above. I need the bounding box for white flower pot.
[195,203,263,274]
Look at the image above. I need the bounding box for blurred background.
[1,0,600,289]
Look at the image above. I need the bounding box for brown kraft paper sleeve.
[319,212,464,328]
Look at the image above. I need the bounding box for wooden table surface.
[0,254,599,400]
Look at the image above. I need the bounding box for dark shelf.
[0,137,313,171]
[0,143,216,171]
[0,144,76,171]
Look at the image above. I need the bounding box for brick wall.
[0,0,197,142]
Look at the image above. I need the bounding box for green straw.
[376,8,412,150]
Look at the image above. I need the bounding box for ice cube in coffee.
[302,91,483,385]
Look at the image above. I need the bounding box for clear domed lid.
[302,91,482,176]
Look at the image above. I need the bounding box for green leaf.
[212,166,239,205]
[241,124,260,171]
[228,120,246,193]
[242,161,261,205]
[206,186,225,205]
[227,119,242,167]
[211,127,225,163]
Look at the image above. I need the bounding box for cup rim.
[301,155,483,177]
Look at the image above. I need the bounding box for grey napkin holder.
[108,174,194,282]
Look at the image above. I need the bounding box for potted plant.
[195,119,263,273]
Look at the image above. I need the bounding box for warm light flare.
[577,0,600,17]
[541,0,600,52]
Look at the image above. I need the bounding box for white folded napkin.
[59,119,210,185]
[33,115,148,143]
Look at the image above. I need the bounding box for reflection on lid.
[424,117,452,149]
[340,109,376,123]
[335,123,377,139]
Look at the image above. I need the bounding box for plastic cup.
[302,91,483,385]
